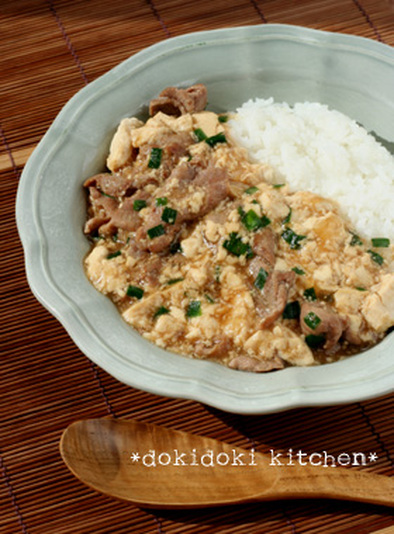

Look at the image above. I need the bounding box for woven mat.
[1,1,394,533]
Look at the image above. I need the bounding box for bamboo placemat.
[1,1,394,533]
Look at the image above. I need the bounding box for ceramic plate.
[16,24,394,414]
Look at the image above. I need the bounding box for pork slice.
[84,172,135,198]
[253,270,296,328]
[84,186,118,235]
[149,84,207,116]
[248,228,277,279]
[92,190,150,236]
[194,336,232,360]
[103,196,142,233]
[188,165,229,218]
[300,301,345,350]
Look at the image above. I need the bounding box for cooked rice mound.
[229,98,394,241]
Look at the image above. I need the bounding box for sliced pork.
[149,84,208,116]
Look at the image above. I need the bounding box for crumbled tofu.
[85,245,128,297]
[362,274,394,332]
[107,117,143,171]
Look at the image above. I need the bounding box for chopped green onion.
[305,334,325,349]
[303,287,317,301]
[147,224,165,239]
[292,266,305,275]
[186,300,202,318]
[367,249,384,265]
[282,207,292,225]
[106,250,121,259]
[215,265,221,282]
[304,311,321,330]
[260,215,271,227]
[161,206,178,225]
[127,285,144,299]
[281,227,307,250]
[154,306,170,318]
[194,128,207,142]
[371,237,390,248]
[239,206,271,232]
[223,232,254,258]
[350,232,363,246]
[167,277,184,285]
[133,199,147,211]
[156,197,168,206]
[283,301,301,320]
[218,115,228,123]
[205,294,215,304]
[244,186,259,195]
[169,241,182,254]
[355,286,367,291]
[254,268,269,290]
[273,183,285,189]
[205,132,227,147]
[148,147,163,169]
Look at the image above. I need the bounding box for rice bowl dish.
[16,24,394,413]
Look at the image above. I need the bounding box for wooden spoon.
[60,418,394,509]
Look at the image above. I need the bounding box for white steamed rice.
[229,98,394,241]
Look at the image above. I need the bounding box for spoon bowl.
[60,418,394,509]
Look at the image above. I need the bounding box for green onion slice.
[148,147,162,169]
[161,206,178,225]
[167,277,184,285]
[350,232,363,246]
[214,265,221,282]
[133,199,147,211]
[239,206,271,232]
[147,224,165,239]
[169,241,182,254]
[282,207,292,225]
[303,287,317,301]
[205,132,227,147]
[254,268,269,290]
[371,237,390,248]
[126,285,144,299]
[283,301,301,320]
[367,249,384,265]
[292,266,305,275]
[154,306,170,318]
[303,311,321,330]
[194,128,207,142]
[156,197,168,206]
[244,186,259,195]
[186,300,202,318]
[106,250,121,259]
[305,334,325,349]
[218,115,228,123]
[223,232,254,258]
[281,227,306,250]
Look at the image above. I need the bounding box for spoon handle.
[262,460,394,507]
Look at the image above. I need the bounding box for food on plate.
[83,84,394,372]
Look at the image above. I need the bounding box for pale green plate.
[16,24,394,414]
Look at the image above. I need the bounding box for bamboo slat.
[1,0,394,532]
